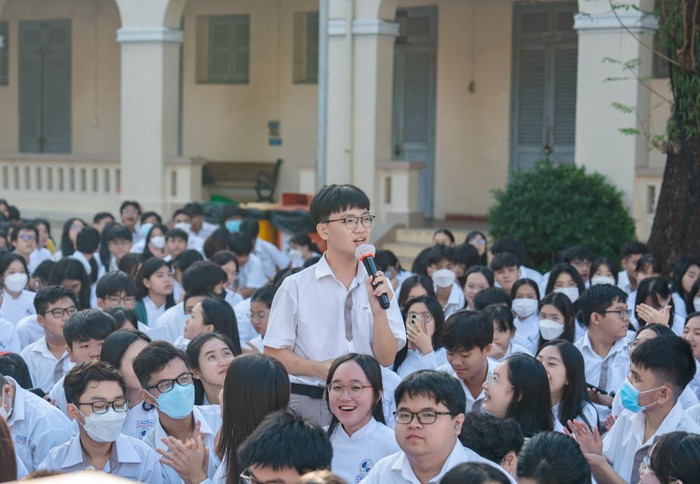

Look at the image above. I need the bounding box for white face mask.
[695,299,700,312]
[0,387,12,421]
[539,319,565,340]
[174,222,191,234]
[512,298,538,319]
[432,269,456,288]
[150,236,166,250]
[4,273,28,293]
[288,248,302,259]
[591,275,615,286]
[554,287,579,304]
[78,407,127,443]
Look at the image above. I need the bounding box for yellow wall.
[0,0,121,156]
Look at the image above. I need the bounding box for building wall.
[0,0,121,156]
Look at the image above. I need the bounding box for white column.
[574,0,658,211]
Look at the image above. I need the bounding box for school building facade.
[0,0,667,240]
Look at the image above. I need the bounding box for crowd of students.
[0,187,699,484]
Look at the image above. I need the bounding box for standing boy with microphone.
[264,184,406,426]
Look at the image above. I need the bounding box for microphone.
[355,244,391,310]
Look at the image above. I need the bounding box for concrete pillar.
[325,0,398,211]
[115,0,186,214]
[574,0,657,211]
[0,0,7,17]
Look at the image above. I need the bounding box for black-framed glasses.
[327,383,372,398]
[599,308,633,319]
[19,233,36,242]
[393,410,454,425]
[239,468,262,484]
[105,295,136,305]
[43,306,77,319]
[76,398,128,414]
[321,214,375,230]
[145,372,193,394]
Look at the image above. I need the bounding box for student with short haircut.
[490,253,520,295]
[561,244,594,285]
[0,371,73,472]
[10,223,38,273]
[264,184,404,426]
[490,238,542,284]
[229,231,267,298]
[48,309,117,418]
[164,228,189,261]
[426,245,464,318]
[96,270,138,310]
[170,249,204,302]
[184,202,217,240]
[569,335,700,483]
[38,361,161,483]
[238,411,332,483]
[618,240,648,293]
[20,286,79,393]
[458,413,524,479]
[575,284,632,416]
[363,370,515,483]
[438,310,494,412]
[473,287,511,311]
[516,431,591,484]
[240,218,290,281]
[133,340,222,482]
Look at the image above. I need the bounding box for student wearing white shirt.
[462,266,493,311]
[634,276,685,335]
[568,335,700,484]
[515,431,591,483]
[264,184,405,427]
[100,329,158,440]
[133,258,175,326]
[438,311,494,413]
[186,333,238,405]
[241,219,291,280]
[393,296,447,379]
[48,309,117,418]
[670,258,700,321]
[683,312,700,401]
[20,286,78,393]
[574,284,632,418]
[490,253,520,297]
[509,279,541,354]
[14,315,42,347]
[39,361,161,483]
[0,253,36,325]
[242,285,275,353]
[230,232,268,298]
[184,202,218,241]
[157,290,210,345]
[0,315,20,353]
[363,370,515,484]
[617,240,648,295]
[0,374,74,471]
[325,354,399,482]
[133,341,222,483]
[287,232,322,269]
[426,245,465,318]
[536,340,599,431]
[484,304,533,364]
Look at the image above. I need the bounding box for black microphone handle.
[362,256,391,310]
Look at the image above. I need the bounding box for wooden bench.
[202,159,282,202]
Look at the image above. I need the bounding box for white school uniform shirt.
[362,439,516,484]
[15,315,43,347]
[172,279,184,304]
[618,270,634,294]
[173,335,190,351]
[0,317,20,353]
[254,238,291,280]
[264,254,406,387]
[381,367,401,429]
[552,401,599,429]
[122,402,158,440]
[246,334,264,352]
[192,221,218,241]
[187,233,205,255]
[143,405,222,484]
[237,253,267,289]
[603,400,700,483]
[396,348,448,379]
[520,265,543,284]
[688,360,700,401]
[435,282,465,319]
[437,359,496,413]
[154,301,186,344]
[512,312,540,355]
[143,296,168,329]
[38,433,162,483]
[233,298,255,349]
[489,341,533,364]
[20,336,75,393]
[673,291,688,320]
[611,383,699,416]
[5,377,75,471]
[328,418,400,483]
[224,288,243,310]
[0,289,36,326]
[28,247,51,274]
[16,453,28,479]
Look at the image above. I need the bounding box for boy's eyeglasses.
[393,410,454,425]
[145,371,193,393]
[106,295,136,305]
[19,234,36,242]
[599,308,633,319]
[43,306,77,318]
[322,214,375,230]
[76,398,129,414]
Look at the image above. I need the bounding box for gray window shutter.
[305,12,319,83]
[19,23,42,153]
[553,46,577,148]
[43,20,71,153]
[0,22,8,86]
[207,15,249,84]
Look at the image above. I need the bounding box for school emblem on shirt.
[14,435,27,446]
[356,459,374,483]
[137,419,156,437]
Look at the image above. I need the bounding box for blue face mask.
[225,220,241,233]
[140,223,154,238]
[619,378,662,413]
[152,383,195,419]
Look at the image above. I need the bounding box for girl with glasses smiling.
[393,295,447,378]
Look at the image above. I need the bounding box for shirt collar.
[60,435,86,468]
[337,418,377,441]
[113,434,142,464]
[581,332,628,356]
[34,336,69,360]
[6,377,25,424]
[314,253,365,284]
[392,439,462,483]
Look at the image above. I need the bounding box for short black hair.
[120,200,141,214]
[474,287,511,311]
[427,244,455,266]
[229,232,253,256]
[31,259,56,281]
[96,270,137,298]
[105,224,133,243]
[491,239,525,265]
[240,218,260,239]
[172,208,189,220]
[394,369,466,416]
[442,463,511,484]
[132,341,188,388]
[459,413,524,464]
[251,285,277,308]
[578,284,628,328]
[63,309,117,348]
[102,306,140,331]
[172,249,204,272]
[309,184,370,225]
[184,202,205,217]
[631,335,696,395]
[182,261,227,292]
[635,253,662,275]
[490,253,520,272]
[442,310,493,351]
[483,303,515,332]
[517,431,591,483]
[561,244,594,263]
[238,411,332,475]
[0,353,33,389]
[64,361,126,405]
[101,329,152,369]
[33,285,79,315]
[93,212,115,224]
[620,240,648,258]
[10,223,38,243]
[140,211,162,224]
[76,227,101,253]
[165,228,188,242]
